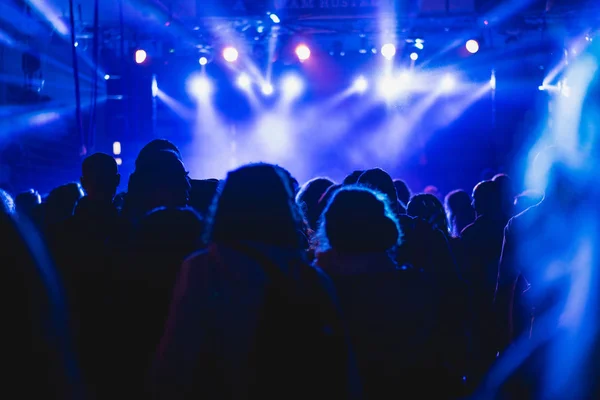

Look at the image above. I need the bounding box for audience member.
[43,182,84,228]
[15,189,41,219]
[358,168,403,215]
[296,177,334,231]
[0,188,15,214]
[444,190,475,238]
[342,170,364,185]
[393,179,411,208]
[188,179,219,216]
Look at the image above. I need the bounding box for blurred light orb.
[415,42,424,50]
[223,47,239,62]
[295,44,311,61]
[104,74,110,80]
[378,75,400,98]
[270,13,280,23]
[237,73,251,90]
[410,52,419,61]
[199,56,208,66]
[188,76,212,98]
[261,83,274,96]
[282,74,303,97]
[381,43,396,60]
[353,76,368,93]
[135,49,147,64]
[440,74,457,92]
[466,39,480,54]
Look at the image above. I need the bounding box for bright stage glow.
[74,41,79,47]
[378,75,400,99]
[270,13,280,24]
[282,74,304,97]
[261,83,274,96]
[113,141,121,156]
[410,52,419,61]
[466,39,480,54]
[415,42,424,50]
[104,74,110,80]
[352,76,368,93]
[199,56,208,66]
[223,47,239,62]
[381,43,396,60]
[188,76,212,98]
[151,75,158,97]
[440,74,457,92]
[295,44,311,61]
[135,49,147,64]
[237,73,251,90]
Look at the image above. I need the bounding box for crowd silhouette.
[2,46,600,400]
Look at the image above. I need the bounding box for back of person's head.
[208,163,303,248]
[189,179,220,216]
[393,179,411,208]
[357,168,399,214]
[472,180,502,217]
[319,186,400,253]
[342,170,364,185]
[316,184,342,224]
[407,193,449,235]
[15,189,41,219]
[44,183,84,224]
[0,188,15,214]
[130,149,190,213]
[444,189,475,236]
[135,139,182,169]
[81,153,120,202]
[492,173,515,217]
[296,177,334,231]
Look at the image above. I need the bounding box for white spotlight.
[466,39,480,54]
[410,52,419,61]
[352,76,368,93]
[237,73,251,90]
[151,74,158,97]
[223,46,239,63]
[381,43,396,60]
[261,82,274,96]
[415,42,424,50]
[282,74,304,97]
[378,75,400,99]
[104,74,110,80]
[440,74,457,93]
[112,141,121,156]
[269,13,280,24]
[490,70,496,90]
[188,75,212,98]
[199,56,208,66]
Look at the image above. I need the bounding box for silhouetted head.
[207,163,304,248]
[444,189,475,236]
[319,186,401,253]
[472,180,502,217]
[15,189,41,218]
[45,183,84,225]
[316,184,342,224]
[81,153,120,202]
[357,168,399,214]
[296,177,335,231]
[0,188,15,214]
[393,179,411,208]
[129,149,190,215]
[492,173,515,217]
[407,193,449,235]
[135,139,182,169]
[342,170,364,185]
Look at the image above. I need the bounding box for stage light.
[113,141,121,156]
[410,52,419,61]
[223,47,239,62]
[199,56,208,66]
[490,70,496,90]
[295,44,311,61]
[352,76,368,93]
[151,74,158,97]
[188,76,212,98]
[282,74,304,97]
[538,85,545,91]
[237,73,251,90]
[74,41,79,47]
[381,43,396,60]
[135,49,147,64]
[115,157,122,166]
[104,74,110,80]
[270,13,280,23]
[415,42,424,50]
[378,75,400,99]
[440,74,457,92]
[466,39,479,54]
[261,83,274,96]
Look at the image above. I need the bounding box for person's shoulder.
[507,200,544,232]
